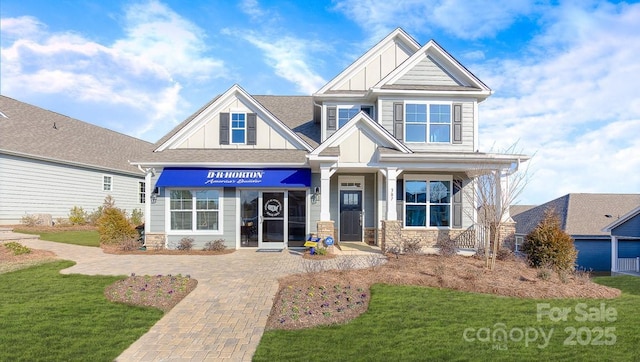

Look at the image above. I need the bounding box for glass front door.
[261,192,285,248]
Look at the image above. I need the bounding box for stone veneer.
[144,233,166,250]
[316,221,335,241]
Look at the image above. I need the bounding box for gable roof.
[314,28,421,95]
[0,95,153,175]
[514,193,640,237]
[602,205,640,233]
[154,85,314,152]
[310,111,411,158]
[372,39,491,99]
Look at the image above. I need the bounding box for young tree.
[469,143,531,270]
[522,208,577,271]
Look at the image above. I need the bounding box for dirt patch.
[0,241,58,274]
[104,274,198,312]
[266,254,621,330]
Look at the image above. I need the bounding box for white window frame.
[404,101,452,144]
[103,175,112,191]
[139,182,146,204]
[166,188,224,235]
[403,174,453,229]
[336,104,376,128]
[515,235,524,252]
[230,112,246,144]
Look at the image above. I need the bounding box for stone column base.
[144,233,166,250]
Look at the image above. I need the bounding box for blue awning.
[155,168,311,188]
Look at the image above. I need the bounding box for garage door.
[574,240,611,272]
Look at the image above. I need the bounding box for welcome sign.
[155,168,311,188]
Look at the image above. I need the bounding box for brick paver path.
[17,238,384,361]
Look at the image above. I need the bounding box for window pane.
[232,129,245,143]
[429,104,451,123]
[406,104,427,123]
[430,205,450,226]
[338,107,359,128]
[196,190,219,210]
[171,211,192,230]
[405,181,426,203]
[430,124,450,142]
[288,190,306,247]
[170,190,192,210]
[406,124,426,142]
[406,205,426,226]
[197,211,218,230]
[430,181,451,203]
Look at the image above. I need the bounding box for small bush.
[176,237,194,251]
[203,239,226,251]
[436,238,456,257]
[87,206,104,226]
[96,198,136,245]
[537,266,553,281]
[574,267,592,284]
[68,206,88,225]
[403,239,423,255]
[55,218,72,227]
[20,214,41,227]
[496,248,514,261]
[4,242,31,255]
[315,247,328,256]
[119,237,141,251]
[130,208,143,226]
[522,209,577,271]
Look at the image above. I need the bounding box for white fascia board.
[369,88,492,99]
[379,152,529,164]
[315,28,421,95]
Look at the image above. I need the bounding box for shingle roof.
[0,95,153,175]
[133,149,309,165]
[513,193,640,237]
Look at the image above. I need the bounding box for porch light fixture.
[150,187,159,204]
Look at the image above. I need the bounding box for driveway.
[17,238,384,361]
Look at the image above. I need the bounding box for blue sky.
[1,0,639,205]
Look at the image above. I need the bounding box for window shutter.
[453,103,462,144]
[247,113,257,145]
[452,179,463,228]
[219,113,229,145]
[327,106,337,131]
[393,102,404,141]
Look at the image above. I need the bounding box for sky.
[1,0,639,206]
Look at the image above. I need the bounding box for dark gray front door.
[340,190,362,241]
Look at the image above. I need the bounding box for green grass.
[16,229,100,247]
[254,276,640,361]
[0,261,163,361]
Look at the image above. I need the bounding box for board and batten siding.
[0,153,144,225]
[394,55,460,86]
[379,98,475,152]
[174,97,296,150]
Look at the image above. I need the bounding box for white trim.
[403,174,453,229]
[164,188,224,236]
[230,111,247,145]
[102,175,113,191]
[402,100,453,144]
[602,205,640,232]
[515,235,524,252]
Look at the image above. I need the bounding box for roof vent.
[604,214,613,218]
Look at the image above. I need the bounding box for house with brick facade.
[131,28,528,251]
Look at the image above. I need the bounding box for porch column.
[611,235,618,272]
[496,171,512,222]
[320,165,334,220]
[385,167,399,220]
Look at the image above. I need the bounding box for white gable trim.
[314,28,420,95]
[310,111,411,157]
[602,206,640,232]
[156,84,313,152]
[373,40,491,94]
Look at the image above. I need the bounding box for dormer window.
[327,104,375,131]
[405,103,451,143]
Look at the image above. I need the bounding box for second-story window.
[231,113,246,144]
[338,106,360,128]
[405,103,451,143]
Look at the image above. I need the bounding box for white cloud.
[477,2,640,204]
[333,0,540,41]
[0,1,226,141]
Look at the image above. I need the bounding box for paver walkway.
[14,237,385,361]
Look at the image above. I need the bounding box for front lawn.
[0,261,163,361]
[15,229,100,247]
[254,276,640,361]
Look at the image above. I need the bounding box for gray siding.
[149,170,165,233]
[395,56,460,86]
[0,153,144,224]
[379,99,474,153]
[611,213,640,238]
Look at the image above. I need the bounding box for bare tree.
[468,143,532,270]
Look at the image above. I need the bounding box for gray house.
[0,95,154,225]
[512,193,640,272]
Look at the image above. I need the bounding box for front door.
[261,192,285,249]
[340,190,362,241]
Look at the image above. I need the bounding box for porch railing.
[617,257,640,272]
[453,224,488,249]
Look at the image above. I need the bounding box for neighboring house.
[0,95,154,225]
[132,28,529,251]
[512,193,640,272]
[602,206,640,274]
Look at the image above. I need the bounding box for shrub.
[87,206,104,226]
[537,266,553,281]
[203,239,226,251]
[436,237,456,257]
[68,206,88,225]
[20,214,41,227]
[496,248,514,261]
[176,237,194,251]
[522,209,577,271]
[130,208,143,226]
[96,198,136,245]
[119,237,141,251]
[403,239,423,255]
[4,242,31,255]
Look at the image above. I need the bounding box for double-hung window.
[231,113,246,144]
[139,182,146,203]
[404,177,451,227]
[405,103,451,143]
[103,176,112,191]
[169,189,221,231]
